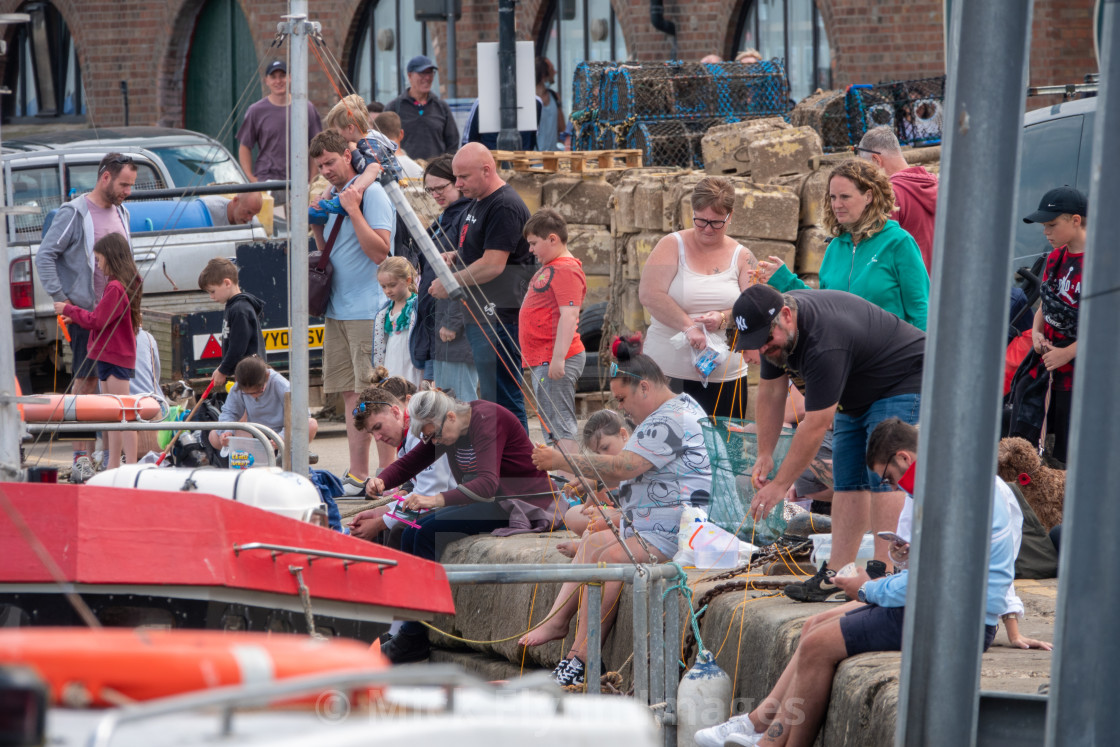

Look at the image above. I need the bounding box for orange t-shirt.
[518,255,586,367]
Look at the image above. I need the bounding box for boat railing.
[87,664,505,747]
[24,421,283,468]
[442,562,682,747]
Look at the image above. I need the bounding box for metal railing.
[443,562,681,747]
[24,421,284,468]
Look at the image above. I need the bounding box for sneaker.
[341,472,368,497]
[550,658,571,683]
[69,456,95,484]
[784,561,843,603]
[380,630,430,664]
[555,656,586,688]
[725,734,762,746]
[694,714,762,747]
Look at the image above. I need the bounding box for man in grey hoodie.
[35,152,136,479]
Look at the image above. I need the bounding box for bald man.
[428,143,536,429]
[200,192,265,227]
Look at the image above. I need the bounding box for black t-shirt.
[760,289,925,415]
[456,184,537,325]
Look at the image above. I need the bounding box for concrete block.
[724,183,800,242]
[633,178,667,231]
[585,274,610,307]
[774,167,828,228]
[796,226,832,275]
[566,223,613,276]
[733,238,796,271]
[701,117,792,176]
[611,178,640,236]
[748,126,824,184]
[665,173,707,231]
[542,175,613,226]
[623,232,664,282]
[506,172,546,214]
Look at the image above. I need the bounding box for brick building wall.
[0,0,1099,132]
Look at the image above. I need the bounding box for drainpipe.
[650,0,678,60]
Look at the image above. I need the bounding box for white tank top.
[642,232,750,382]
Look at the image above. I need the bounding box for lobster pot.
[571,60,617,113]
[628,118,727,169]
[846,75,947,147]
[88,465,323,523]
[848,90,896,142]
[790,89,850,152]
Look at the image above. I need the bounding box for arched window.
[3,1,86,122]
[538,0,627,111]
[349,0,435,107]
[736,0,830,104]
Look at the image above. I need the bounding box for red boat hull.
[0,483,455,625]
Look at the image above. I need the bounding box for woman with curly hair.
[757,159,929,330]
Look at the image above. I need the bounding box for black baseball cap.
[406,55,438,74]
[731,284,784,351]
[1023,186,1087,224]
[266,60,287,76]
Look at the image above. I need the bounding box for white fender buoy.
[87,465,322,523]
[676,650,733,747]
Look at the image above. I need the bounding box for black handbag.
[308,217,343,318]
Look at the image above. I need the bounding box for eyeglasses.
[98,154,134,176]
[425,183,451,196]
[352,400,393,417]
[851,145,881,156]
[693,214,730,230]
[419,414,447,444]
[875,456,897,487]
[608,361,643,381]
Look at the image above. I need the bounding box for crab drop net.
[571,60,794,168]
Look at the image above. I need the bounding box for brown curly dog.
[997,437,1065,531]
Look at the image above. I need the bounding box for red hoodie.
[890,166,939,274]
[64,279,137,369]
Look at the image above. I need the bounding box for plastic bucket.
[228,436,268,470]
[810,532,876,568]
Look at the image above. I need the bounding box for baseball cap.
[1023,185,1087,224]
[266,60,287,76]
[731,284,784,351]
[406,55,438,74]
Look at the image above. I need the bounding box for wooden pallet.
[492,149,643,173]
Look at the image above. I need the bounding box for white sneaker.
[694,714,762,747]
[725,733,762,746]
[341,472,368,497]
[69,456,95,484]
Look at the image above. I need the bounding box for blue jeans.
[832,393,921,492]
[465,323,527,430]
[433,359,479,401]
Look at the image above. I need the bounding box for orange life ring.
[20,393,164,423]
[0,628,389,707]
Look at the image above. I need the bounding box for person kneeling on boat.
[367,390,566,664]
[528,335,713,688]
[348,376,456,547]
[209,356,318,457]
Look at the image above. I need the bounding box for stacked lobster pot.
[570,60,794,169]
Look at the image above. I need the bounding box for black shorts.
[70,327,98,379]
[96,362,135,381]
[839,604,999,656]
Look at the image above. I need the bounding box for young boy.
[373,110,424,179]
[519,208,586,458]
[209,355,318,453]
[1021,185,1087,465]
[197,258,266,387]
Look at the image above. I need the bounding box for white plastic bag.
[677,520,759,569]
[669,328,731,386]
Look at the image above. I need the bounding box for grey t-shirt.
[219,369,290,438]
[236,98,323,182]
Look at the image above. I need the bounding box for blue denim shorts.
[96,361,135,382]
[832,393,921,492]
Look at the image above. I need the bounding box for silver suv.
[4,127,266,374]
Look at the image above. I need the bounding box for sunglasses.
[694,214,730,230]
[98,154,134,176]
[851,145,881,156]
[608,361,642,381]
[419,414,447,444]
[352,400,394,417]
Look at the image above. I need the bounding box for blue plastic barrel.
[127,200,213,233]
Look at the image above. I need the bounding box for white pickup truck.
[3,127,269,384]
